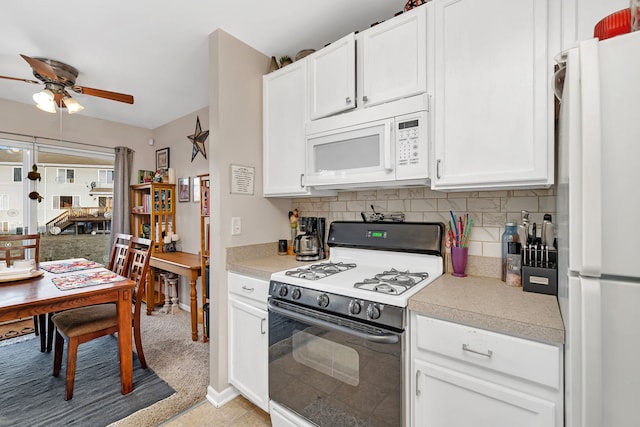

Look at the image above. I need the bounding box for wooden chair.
[107,233,132,275]
[52,236,152,400]
[0,234,49,351]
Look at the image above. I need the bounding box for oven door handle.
[268,300,400,345]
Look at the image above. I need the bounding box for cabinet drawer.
[413,315,560,389]
[228,273,269,305]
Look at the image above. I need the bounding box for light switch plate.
[231,217,241,235]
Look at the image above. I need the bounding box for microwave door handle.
[384,123,393,171]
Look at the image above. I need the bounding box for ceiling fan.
[0,54,134,113]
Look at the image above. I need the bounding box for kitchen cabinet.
[410,313,563,426]
[308,5,427,120]
[263,60,334,197]
[430,0,559,191]
[227,272,269,412]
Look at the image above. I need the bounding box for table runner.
[51,268,125,291]
[40,258,103,274]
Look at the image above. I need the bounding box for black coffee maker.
[294,217,326,261]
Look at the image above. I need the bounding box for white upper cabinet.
[358,7,427,108]
[430,0,559,191]
[308,6,428,121]
[263,61,334,197]
[308,33,357,120]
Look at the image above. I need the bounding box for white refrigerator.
[557,31,640,427]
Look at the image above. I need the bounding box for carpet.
[0,334,175,427]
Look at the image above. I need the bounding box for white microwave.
[305,110,429,189]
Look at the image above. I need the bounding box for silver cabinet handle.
[436,159,442,179]
[462,343,493,358]
[415,369,422,396]
[346,97,351,104]
[241,286,254,293]
[260,318,266,335]
[363,95,368,103]
[300,173,304,188]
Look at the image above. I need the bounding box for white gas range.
[268,221,445,427]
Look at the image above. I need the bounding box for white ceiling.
[0,0,405,130]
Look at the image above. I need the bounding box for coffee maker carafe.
[294,217,326,261]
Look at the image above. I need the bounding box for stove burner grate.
[285,261,357,280]
[354,268,429,294]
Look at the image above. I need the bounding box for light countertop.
[227,249,564,346]
[409,274,564,345]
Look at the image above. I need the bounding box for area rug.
[0,318,34,342]
[0,334,175,427]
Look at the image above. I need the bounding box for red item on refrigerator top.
[594,8,631,40]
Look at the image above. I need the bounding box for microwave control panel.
[395,111,428,179]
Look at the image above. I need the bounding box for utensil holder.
[451,247,468,277]
[522,265,558,295]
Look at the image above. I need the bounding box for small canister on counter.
[501,223,519,282]
[506,242,522,287]
[278,239,288,255]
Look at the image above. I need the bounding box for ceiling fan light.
[32,89,54,105]
[63,96,84,114]
[35,100,57,113]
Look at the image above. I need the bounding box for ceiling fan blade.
[0,74,40,85]
[20,54,59,81]
[71,85,134,104]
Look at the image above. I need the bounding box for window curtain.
[110,147,133,247]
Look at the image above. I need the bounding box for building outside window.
[13,167,22,182]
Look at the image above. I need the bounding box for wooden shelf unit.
[198,174,210,342]
[130,182,176,308]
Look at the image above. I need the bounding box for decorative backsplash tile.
[293,187,557,268]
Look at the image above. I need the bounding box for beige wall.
[207,30,291,392]
[0,98,154,175]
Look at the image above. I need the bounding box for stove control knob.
[367,304,381,320]
[348,300,362,315]
[291,288,302,300]
[316,293,330,308]
[278,285,288,297]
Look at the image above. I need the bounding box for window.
[0,194,8,211]
[98,169,114,185]
[13,167,22,182]
[56,168,75,184]
[0,221,8,232]
[52,195,80,209]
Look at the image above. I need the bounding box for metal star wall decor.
[188,116,209,162]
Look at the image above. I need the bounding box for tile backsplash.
[293,186,556,262]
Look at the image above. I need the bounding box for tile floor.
[160,396,272,427]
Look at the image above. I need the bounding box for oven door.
[268,298,404,427]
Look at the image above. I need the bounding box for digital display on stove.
[367,230,387,238]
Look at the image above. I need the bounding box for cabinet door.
[359,6,427,108]
[412,359,557,427]
[308,32,356,120]
[263,61,308,196]
[431,0,557,190]
[228,297,269,412]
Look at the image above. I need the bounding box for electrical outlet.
[231,217,242,235]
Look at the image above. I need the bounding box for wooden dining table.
[0,262,136,395]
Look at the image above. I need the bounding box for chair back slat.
[125,237,152,310]
[0,234,40,265]
[108,233,132,275]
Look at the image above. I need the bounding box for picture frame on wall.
[178,177,190,202]
[192,176,200,203]
[156,148,170,171]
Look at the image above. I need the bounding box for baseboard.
[178,302,190,312]
[205,385,238,408]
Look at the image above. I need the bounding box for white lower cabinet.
[410,313,563,426]
[228,272,269,412]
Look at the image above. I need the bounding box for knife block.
[522,264,557,295]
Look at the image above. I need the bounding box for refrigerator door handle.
[581,277,603,426]
[578,39,602,276]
